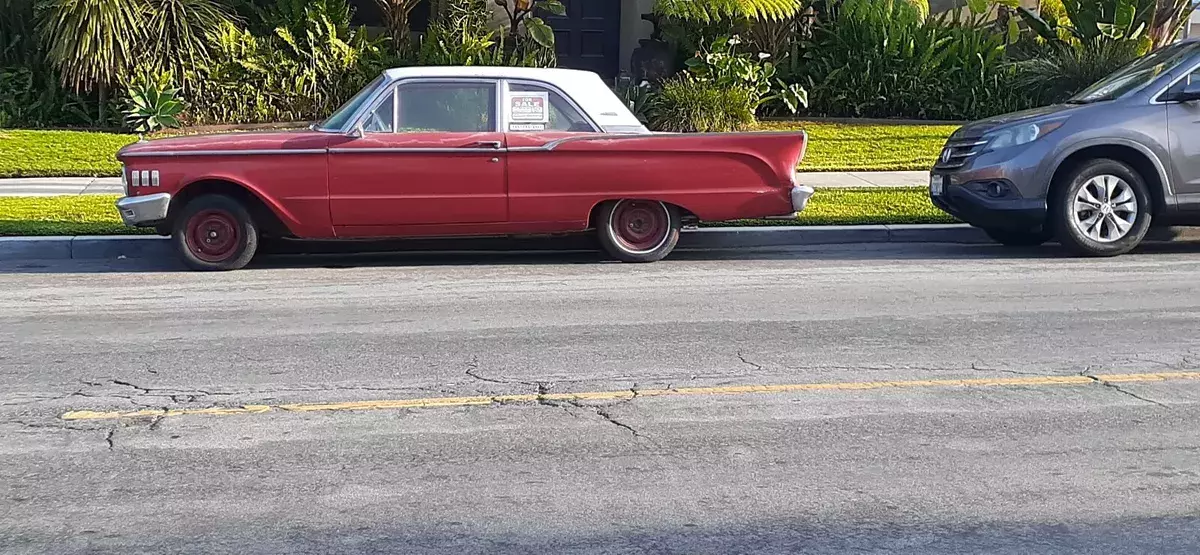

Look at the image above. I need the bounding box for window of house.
[506,82,595,132]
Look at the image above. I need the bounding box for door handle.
[475,140,503,149]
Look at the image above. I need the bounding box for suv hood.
[953,104,1082,139]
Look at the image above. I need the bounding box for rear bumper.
[116,193,171,227]
[764,184,816,219]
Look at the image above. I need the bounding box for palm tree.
[144,0,238,90]
[38,0,145,121]
[375,0,422,49]
[654,0,806,22]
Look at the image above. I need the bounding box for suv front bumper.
[116,193,171,226]
[930,177,1046,231]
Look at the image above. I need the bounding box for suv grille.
[935,138,988,170]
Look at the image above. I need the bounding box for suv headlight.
[984,120,1065,151]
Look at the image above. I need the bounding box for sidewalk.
[0,177,123,196]
[0,171,930,197]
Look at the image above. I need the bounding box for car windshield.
[317,74,385,131]
[1068,41,1200,104]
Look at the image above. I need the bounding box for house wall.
[619,0,656,73]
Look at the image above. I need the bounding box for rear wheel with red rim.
[597,200,681,263]
[172,195,259,271]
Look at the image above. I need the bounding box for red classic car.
[116,67,813,270]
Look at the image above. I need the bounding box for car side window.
[506,82,595,133]
[363,89,395,133]
[394,82,496,133]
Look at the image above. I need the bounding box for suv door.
[327,79,507,232]
[1165,66,1200,195]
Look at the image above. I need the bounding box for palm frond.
[654,0,805,22]
[37,0,145,91]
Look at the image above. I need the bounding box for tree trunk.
[98,83,108,126]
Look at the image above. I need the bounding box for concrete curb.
[0,224,993,262]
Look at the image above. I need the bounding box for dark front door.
[540,0,621,79]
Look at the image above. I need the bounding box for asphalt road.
[4,243,1200,554]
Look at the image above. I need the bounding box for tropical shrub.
[649,75,756,132]
[36,0,144,120]
[1010,38,1143,103]
[123,71,185,133]
[798,0,1035,120]
[143,0,239,91]
[685,35,808,114]
[417,0,555,67]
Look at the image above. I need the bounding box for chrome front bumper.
[116,193,171,226]
[765,184,816,220]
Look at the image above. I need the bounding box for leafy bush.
[1011,38,1142,104]
[613,80,654,124]
[685,35,807,114]
[186,0,393,125]
[418,0,555,67]
[798,0,1035,120]
[649,75,756,132]
[123,71,185,133]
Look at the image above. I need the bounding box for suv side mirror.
[1165,77,1200,103]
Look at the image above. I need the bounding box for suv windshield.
[1069,41,1200,104]
[317,74,385,131]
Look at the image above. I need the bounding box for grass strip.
[0,188,952,237]
[755,120,957,172]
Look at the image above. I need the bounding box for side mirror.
[346,121,364,138]
[1165,78,1200,103]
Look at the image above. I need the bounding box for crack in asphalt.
[104,429,115,451]
[737,352,763,371]
[1083,374,1170,409]
[970,363,1046,376]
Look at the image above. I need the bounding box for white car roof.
[382,66,645,131]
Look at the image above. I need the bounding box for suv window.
[368,82,496,133]
[507,82,595,132]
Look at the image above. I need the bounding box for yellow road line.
[60,371,1200,421]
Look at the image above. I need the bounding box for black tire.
[596,200,681,263]
[1052,158,1152,257]
[171,194,259,271]
[983,227,1052,247]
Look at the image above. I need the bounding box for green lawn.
[756,120,958,172]
[0,130,138,178]
[0,122,955,178]
[0,188,953,237]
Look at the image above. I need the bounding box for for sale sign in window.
[509,92,549,131]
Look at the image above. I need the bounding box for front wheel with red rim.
[596,200,681,263]
[172,195,259,271]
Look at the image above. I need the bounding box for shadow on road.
[6,515,1199,553]
[3,239,1200,275]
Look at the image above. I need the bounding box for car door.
[1165,65,1200,196]
[501,79,603,225]
[327,78,507,232]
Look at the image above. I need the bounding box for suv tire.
[1052,158,1151,257]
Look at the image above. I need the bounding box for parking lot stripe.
[60,371,1200,421]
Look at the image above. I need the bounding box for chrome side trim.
[327,147,507,154]
[120,149,326,158]
[116,193,172,226]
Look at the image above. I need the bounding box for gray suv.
[930,39,1200,256]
